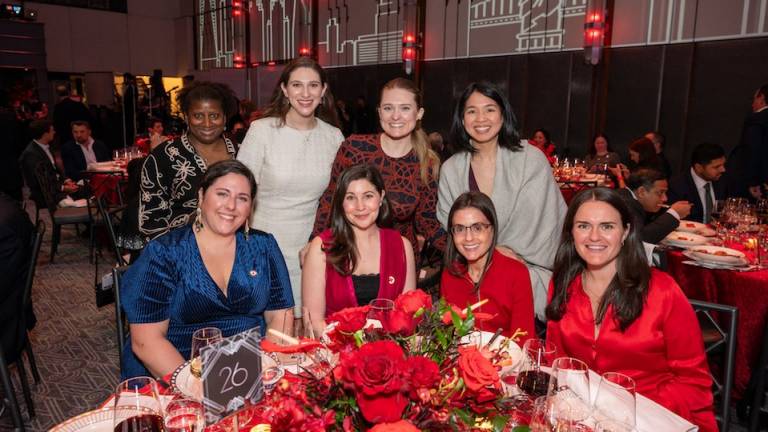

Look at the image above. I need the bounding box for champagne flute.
[592,372,636,429]
[516,339,557,398]
[164,398,204,432]
[190,327,222,378]
[113,376,164,432]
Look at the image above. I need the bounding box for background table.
[666,249,768,399]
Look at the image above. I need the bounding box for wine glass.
[595,418,634,432]
[547,357,591,427]
[164,398,204,432]
[592,372,636,429]
[367,298,394,327]
[516,339,557,398]
[113,376,164,432]
[190,327,222,378]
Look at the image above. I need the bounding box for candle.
[746,238,758,250]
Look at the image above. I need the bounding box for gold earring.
[193,207,203,232]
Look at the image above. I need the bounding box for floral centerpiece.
[258,290,529,431]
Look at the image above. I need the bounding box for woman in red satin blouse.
[440,191,535,341]
[545,187,716,431]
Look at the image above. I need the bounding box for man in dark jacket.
[62,120,111,181]
[727,83,768,199]
[668,143,728,224]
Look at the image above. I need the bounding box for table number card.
[199,327,263,425]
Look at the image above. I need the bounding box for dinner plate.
[50,406,151,431]
[676,220,706,233]
[662,231,709,248]
[170,359,203,401]
[461,330,523,373]
[688,245,747,265]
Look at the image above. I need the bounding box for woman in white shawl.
[437,82,566,321]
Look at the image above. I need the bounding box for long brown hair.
[443,191,498,280]
[379,78,440,185]
[260,57,339,127]
[325,164,392,275]
[545,187,650,331]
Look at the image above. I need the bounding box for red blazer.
[440,250,535,342]
[320,228,406,315]
[546,269,716,431]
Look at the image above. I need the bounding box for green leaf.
[414,307,425,318]
[453,408,474,426]
[512,427,531,432]
[353,330,364,347]
[450,308,463,329]
[491,414,509,432]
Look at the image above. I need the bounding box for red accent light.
[233,9,241,16]
[403,34,415,43]
[251,62,259,67]
[299,47,310,56]
[234,54,243,61]
[268,61,276,66]
[234,63,244,69]
[233,0,242,6]
[402,47,416,61]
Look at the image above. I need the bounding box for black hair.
[626,168,667,192]
[690,142,726,167]
[29,120,53,140]
[325,164,392,275]
[177,81,239,120]
[443,191,499,280]
[449,82,521,154]
[546,187,651,331]
[588,133,612,157]
[70,120,91,129]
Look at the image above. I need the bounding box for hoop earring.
[193,207,203,232]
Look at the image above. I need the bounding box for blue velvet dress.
[120,225,294,379]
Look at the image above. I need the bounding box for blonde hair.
[380,78,440,185]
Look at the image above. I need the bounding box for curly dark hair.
[177,81,239,120]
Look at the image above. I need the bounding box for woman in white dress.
[237,57,344,312]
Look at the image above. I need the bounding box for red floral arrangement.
[259,290,527,431]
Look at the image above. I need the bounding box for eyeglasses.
[450,223,492,235]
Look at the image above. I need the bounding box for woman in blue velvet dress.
[120,160,294,379]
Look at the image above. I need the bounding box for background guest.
[645,131,672,177]
[438,82,566,321]
[61,120,111,181]
[302,164,415,335]
[727,84,768,199]
[441,191,534,340]
[312,78,446,258]
[237,57,344,313]
[627,136,664,173]
[139,81,238,240]
[621,168,691,244]
[585,133,621,170]
[546,187,716,431]
[667,142,728,223]
[529,128,556,163]
[121,160,294,379]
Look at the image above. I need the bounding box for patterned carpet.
[0,211,120,431]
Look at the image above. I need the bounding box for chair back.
[690,299,738,432]
[34,163,58,215]
[21,222,45,329]
[112,265,131,372]
[96,196,127,267]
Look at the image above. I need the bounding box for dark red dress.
[546,269,716,431]
[440,250,535,342]
[312,134,446,254]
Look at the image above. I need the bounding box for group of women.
[119,57,716,430]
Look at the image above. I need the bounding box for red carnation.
[395,289,432,315]
[327,305,370,333]
[338,340,409,423]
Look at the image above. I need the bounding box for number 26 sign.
[199,327,263,425]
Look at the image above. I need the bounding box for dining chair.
[749,318,768,432]
[112,265,131,372]
[34,164,91,263]
[21,222,45,385]
[690,299,738,432]
[0,344,25,431]
[95,195,127,267]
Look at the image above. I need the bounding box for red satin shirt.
[441,250,535,342]
[546,269,716,431]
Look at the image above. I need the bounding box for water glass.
[595,418,634,432]
[592,372,636,428]
[548,357,591,412]
[367,298,394,326]
[190,327,222,378]
[164,398,204,432]
[113,376,163,432]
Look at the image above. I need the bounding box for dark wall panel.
[658,44,694,173]
[522,52,571,147]
[566,52,595,157]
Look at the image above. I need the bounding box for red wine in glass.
[113,414,164,432]
[517,370,554,398]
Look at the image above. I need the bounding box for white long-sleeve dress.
[237,117,344,311]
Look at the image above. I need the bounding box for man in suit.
[620,168,692,244]
[62,120,111,181]
[668,142,728,224]
[0,192,35,359]
[18,120,80,208]
[727,84,768,199]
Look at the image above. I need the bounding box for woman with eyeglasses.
[440,191,535,340]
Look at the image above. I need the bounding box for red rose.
[338,340,409,423]
[406,356,440,400]
[327,305,370,333]
[395,289,432,315]
[382,309,417,336]
[369,420,420,432]
[457,346,500,402]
